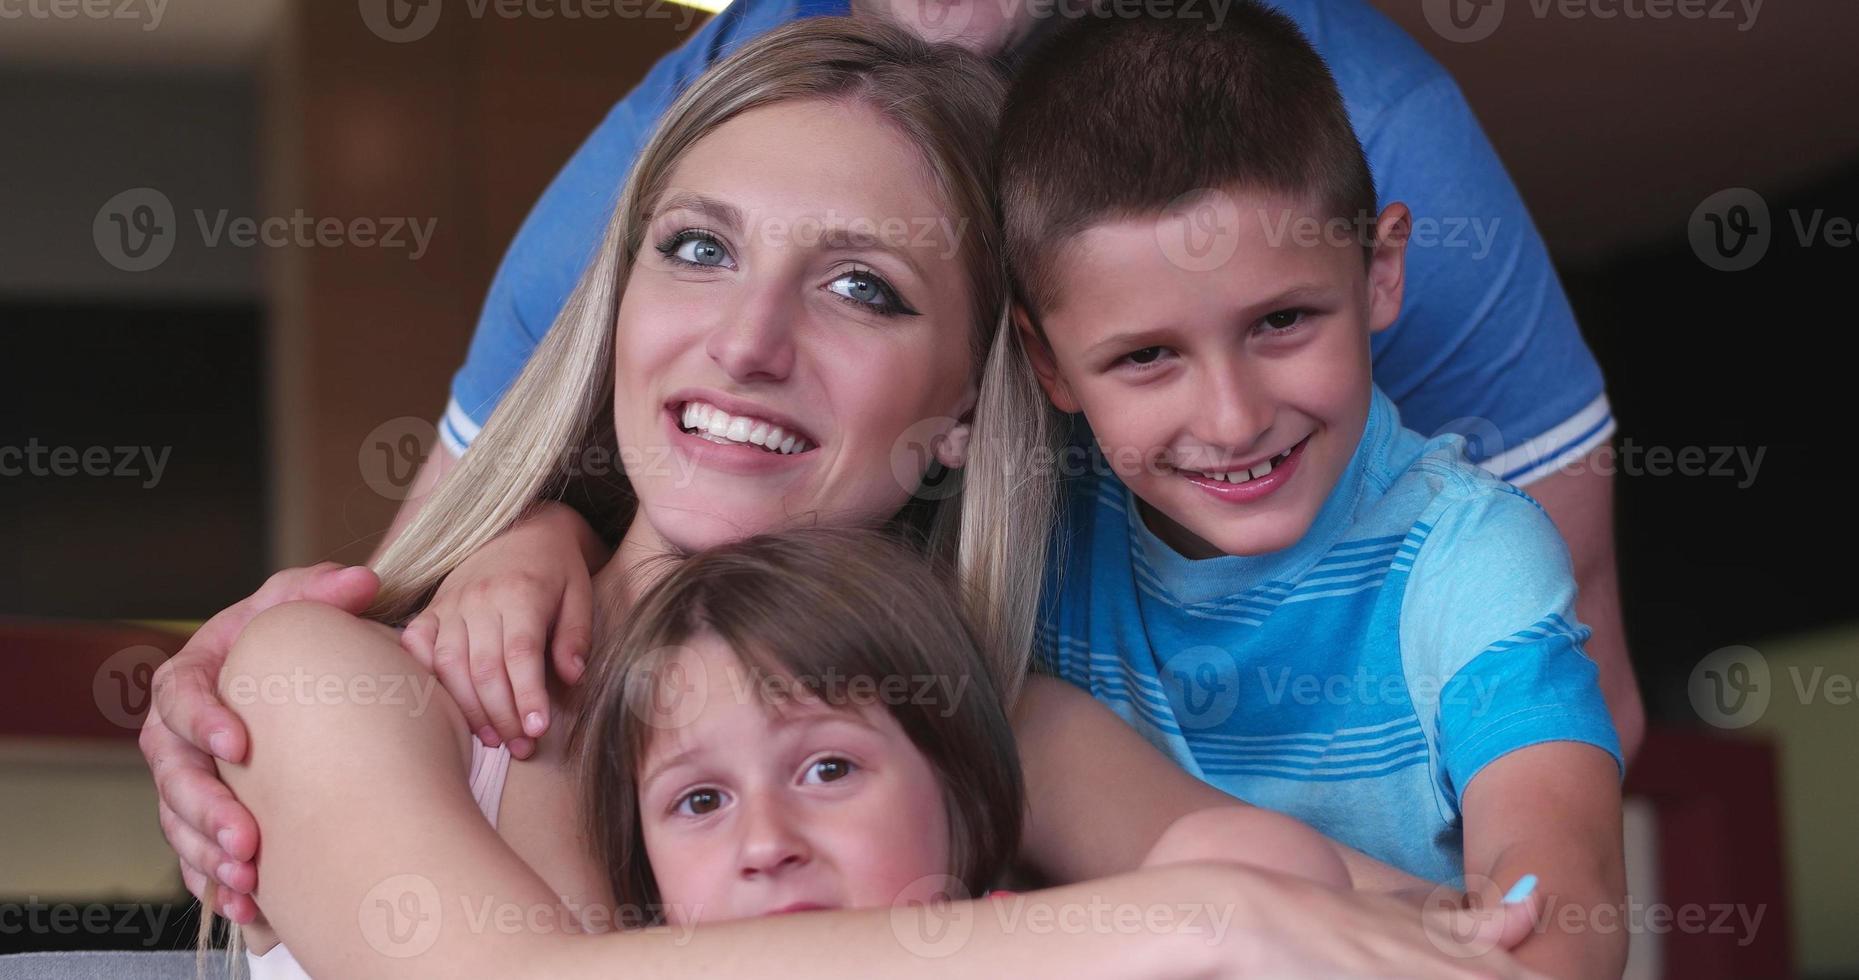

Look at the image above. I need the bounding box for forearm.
[1480,840,1626,979]
[527,500,611,571]
[1573,552,1641,765]
[372,442,459,561]
[1524,461,1643,766]
[530,864,1236,980]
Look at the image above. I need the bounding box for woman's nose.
[736,797,811,878]
[705,281,798,383]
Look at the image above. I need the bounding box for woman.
[177,18,1530,979]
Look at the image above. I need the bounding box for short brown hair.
[568,528,1025,924]
[998,1,1377,318]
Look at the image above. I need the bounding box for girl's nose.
[736,796,811,879]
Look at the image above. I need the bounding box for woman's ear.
[934,423,972,470]
[1013,302,1081,414]
[1366,202,1411,335]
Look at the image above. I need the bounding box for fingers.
[297,563,381,612]
[151,657,247,762]
[159,800,254,896]
[147,734,260,864]
[465,605,526,753]
[400,611,439,671]
[502,602,551,744]
[552,568,594,686]
[431,611,495,745]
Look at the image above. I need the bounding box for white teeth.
[677,400,811,455]
[1193,446,1292,484]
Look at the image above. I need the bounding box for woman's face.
[613,98,977,554]
[637,633,953,924]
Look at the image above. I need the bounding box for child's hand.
[399,502,604,758]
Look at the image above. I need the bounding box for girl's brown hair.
[568,527,1025,920]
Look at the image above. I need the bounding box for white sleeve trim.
[1476,393,1616,487]
[438,396,483,457]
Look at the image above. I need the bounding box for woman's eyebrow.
[652,192,744,231]
[817,225,926,280]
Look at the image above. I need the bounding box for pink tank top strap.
[467,736,514,828]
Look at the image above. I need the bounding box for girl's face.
[613,98,978,555]
[635,633,953,924]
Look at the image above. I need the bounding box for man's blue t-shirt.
[1035,388,1623,883]
[440,0,1614,488]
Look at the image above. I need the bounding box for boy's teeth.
[678,401,811,454]
[1195,446,1292,483]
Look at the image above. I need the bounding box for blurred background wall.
[1,0,1854,973]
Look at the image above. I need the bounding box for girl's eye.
[1260,309,1306,332]
[1118,346,1171,370]
[826,268,919,317]
[674,788,725,816]
[803,757,856,784]
[657,229,732,269]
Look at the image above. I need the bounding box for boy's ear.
[1013,301,1081,414]
[1366,202,1411,335]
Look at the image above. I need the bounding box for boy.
[1001,5,1626,974]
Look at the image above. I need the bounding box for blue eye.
[657,229,732,268]
[827,268,918,318]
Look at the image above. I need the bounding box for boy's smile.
[1022,187,1410,560]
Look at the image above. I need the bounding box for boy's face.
[1023,188,1409,559]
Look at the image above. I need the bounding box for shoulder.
[1262,0,1456,127]
[1390,435,1566,561]
[222,601,474,773]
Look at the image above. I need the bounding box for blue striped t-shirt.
[1035,386,1622,884]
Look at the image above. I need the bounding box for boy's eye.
[657,229,733,269]
[803,757,856,784]
[826,268,918,318]
[675,788,725,816]
[1260,309,1305,332]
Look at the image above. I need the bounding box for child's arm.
[220,602,1537,980]
[1461,742,1626,978]
[1013,673,1429,893]
[397,500,609,757]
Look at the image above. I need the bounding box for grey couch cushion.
[0,951,236,979]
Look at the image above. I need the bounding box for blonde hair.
[370,16,1056,703]
[200,16,1057,970]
